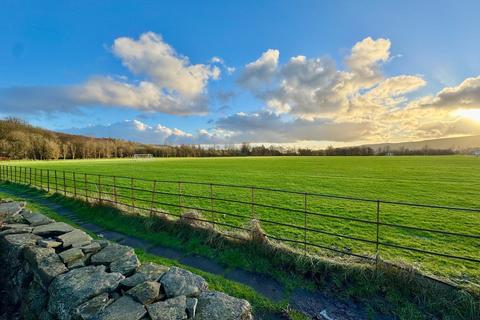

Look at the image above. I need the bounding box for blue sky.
[1,0,480,147]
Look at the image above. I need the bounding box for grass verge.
[1,182,478,320]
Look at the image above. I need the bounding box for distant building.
[473,150,480,156]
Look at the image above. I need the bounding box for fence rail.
[1,164,479,271]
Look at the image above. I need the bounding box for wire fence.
[1,164,479,278]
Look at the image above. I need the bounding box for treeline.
[0,118,461,160]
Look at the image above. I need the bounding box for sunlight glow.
[454,109,480,122]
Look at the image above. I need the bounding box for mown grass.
[3,156,480,288]
[1,182,479,320]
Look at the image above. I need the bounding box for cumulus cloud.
[420,76,480,109]
[215,111,373,143]
[112,32,219,97]
[345,37,391,84]
[237,37,411,120]
[237,49,279,89]
[66,120,194,145]
[0,32,219,115]
[3,34,480,145]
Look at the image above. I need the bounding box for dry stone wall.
[0,199,253,320]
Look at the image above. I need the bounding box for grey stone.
[186,298,198,319]
[96,239,110,249]
[1,223,31,230]
[90,243,134,265]
[38,238,63,248]
[73,293,112,320]
[21,280,48,317]
[0,233,40,269]
[33,222,74,236]
[160,266,208,298]
[195,291,252,320]
[39,310,55,320]
[48,265,124,320]
[0,225,32,235]
[96,296,146,320]
[126,281,160,304]
[110,253,140,275]
[67,254,90,269]
[4,212,28,224]
[146,295,187,320]
[121,263,169,287]
[58,229,93,248]
[24,213,54,226]
[81,241,101,254]
[59,247,85,264]
[0,201,24,216]
[23,245,68,288]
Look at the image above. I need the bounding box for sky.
[1,0,480,147]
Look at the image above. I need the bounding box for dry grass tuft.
[249,218,268,245]
[179,210,210,229]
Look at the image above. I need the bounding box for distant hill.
[362,135,480,151]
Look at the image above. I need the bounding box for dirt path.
[0,185,372,320]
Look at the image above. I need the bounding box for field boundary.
[1,164,479,279]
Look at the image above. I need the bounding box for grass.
[0,186,298,319]
[4,156,480,286]
[2,156,480,286]
[1,182,479,320]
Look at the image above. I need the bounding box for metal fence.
[1,164,479,273]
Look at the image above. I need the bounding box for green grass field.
[4,155,480,288]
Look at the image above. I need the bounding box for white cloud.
[112,32,219,97]
[237,49,279,89]
[0,32,219,115]
[420,76,480,109]
[345,37,391,84]
[66,120,194,145]
[215,111,373,143]
[238,37,405,119]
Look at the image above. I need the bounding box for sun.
[454,109,480,122]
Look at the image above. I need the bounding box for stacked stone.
[0,200,253,320]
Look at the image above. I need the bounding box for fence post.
[251,187,255,219]
[210,183,215,229]
[113,176,117,203]
[178,181,182,214]
[29,167,32,185]
[376,200,381,265]
[54,170,58,193]
[14,166,17,183]
[150,180,157,217]
[63,171,66,195]
[304,192,307,255]
[73,172,77,197]
[40,169,43,189]
[131,177,135,213]
[47,169,50,192]
[98,175,102,203]
[84,173,88,201]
